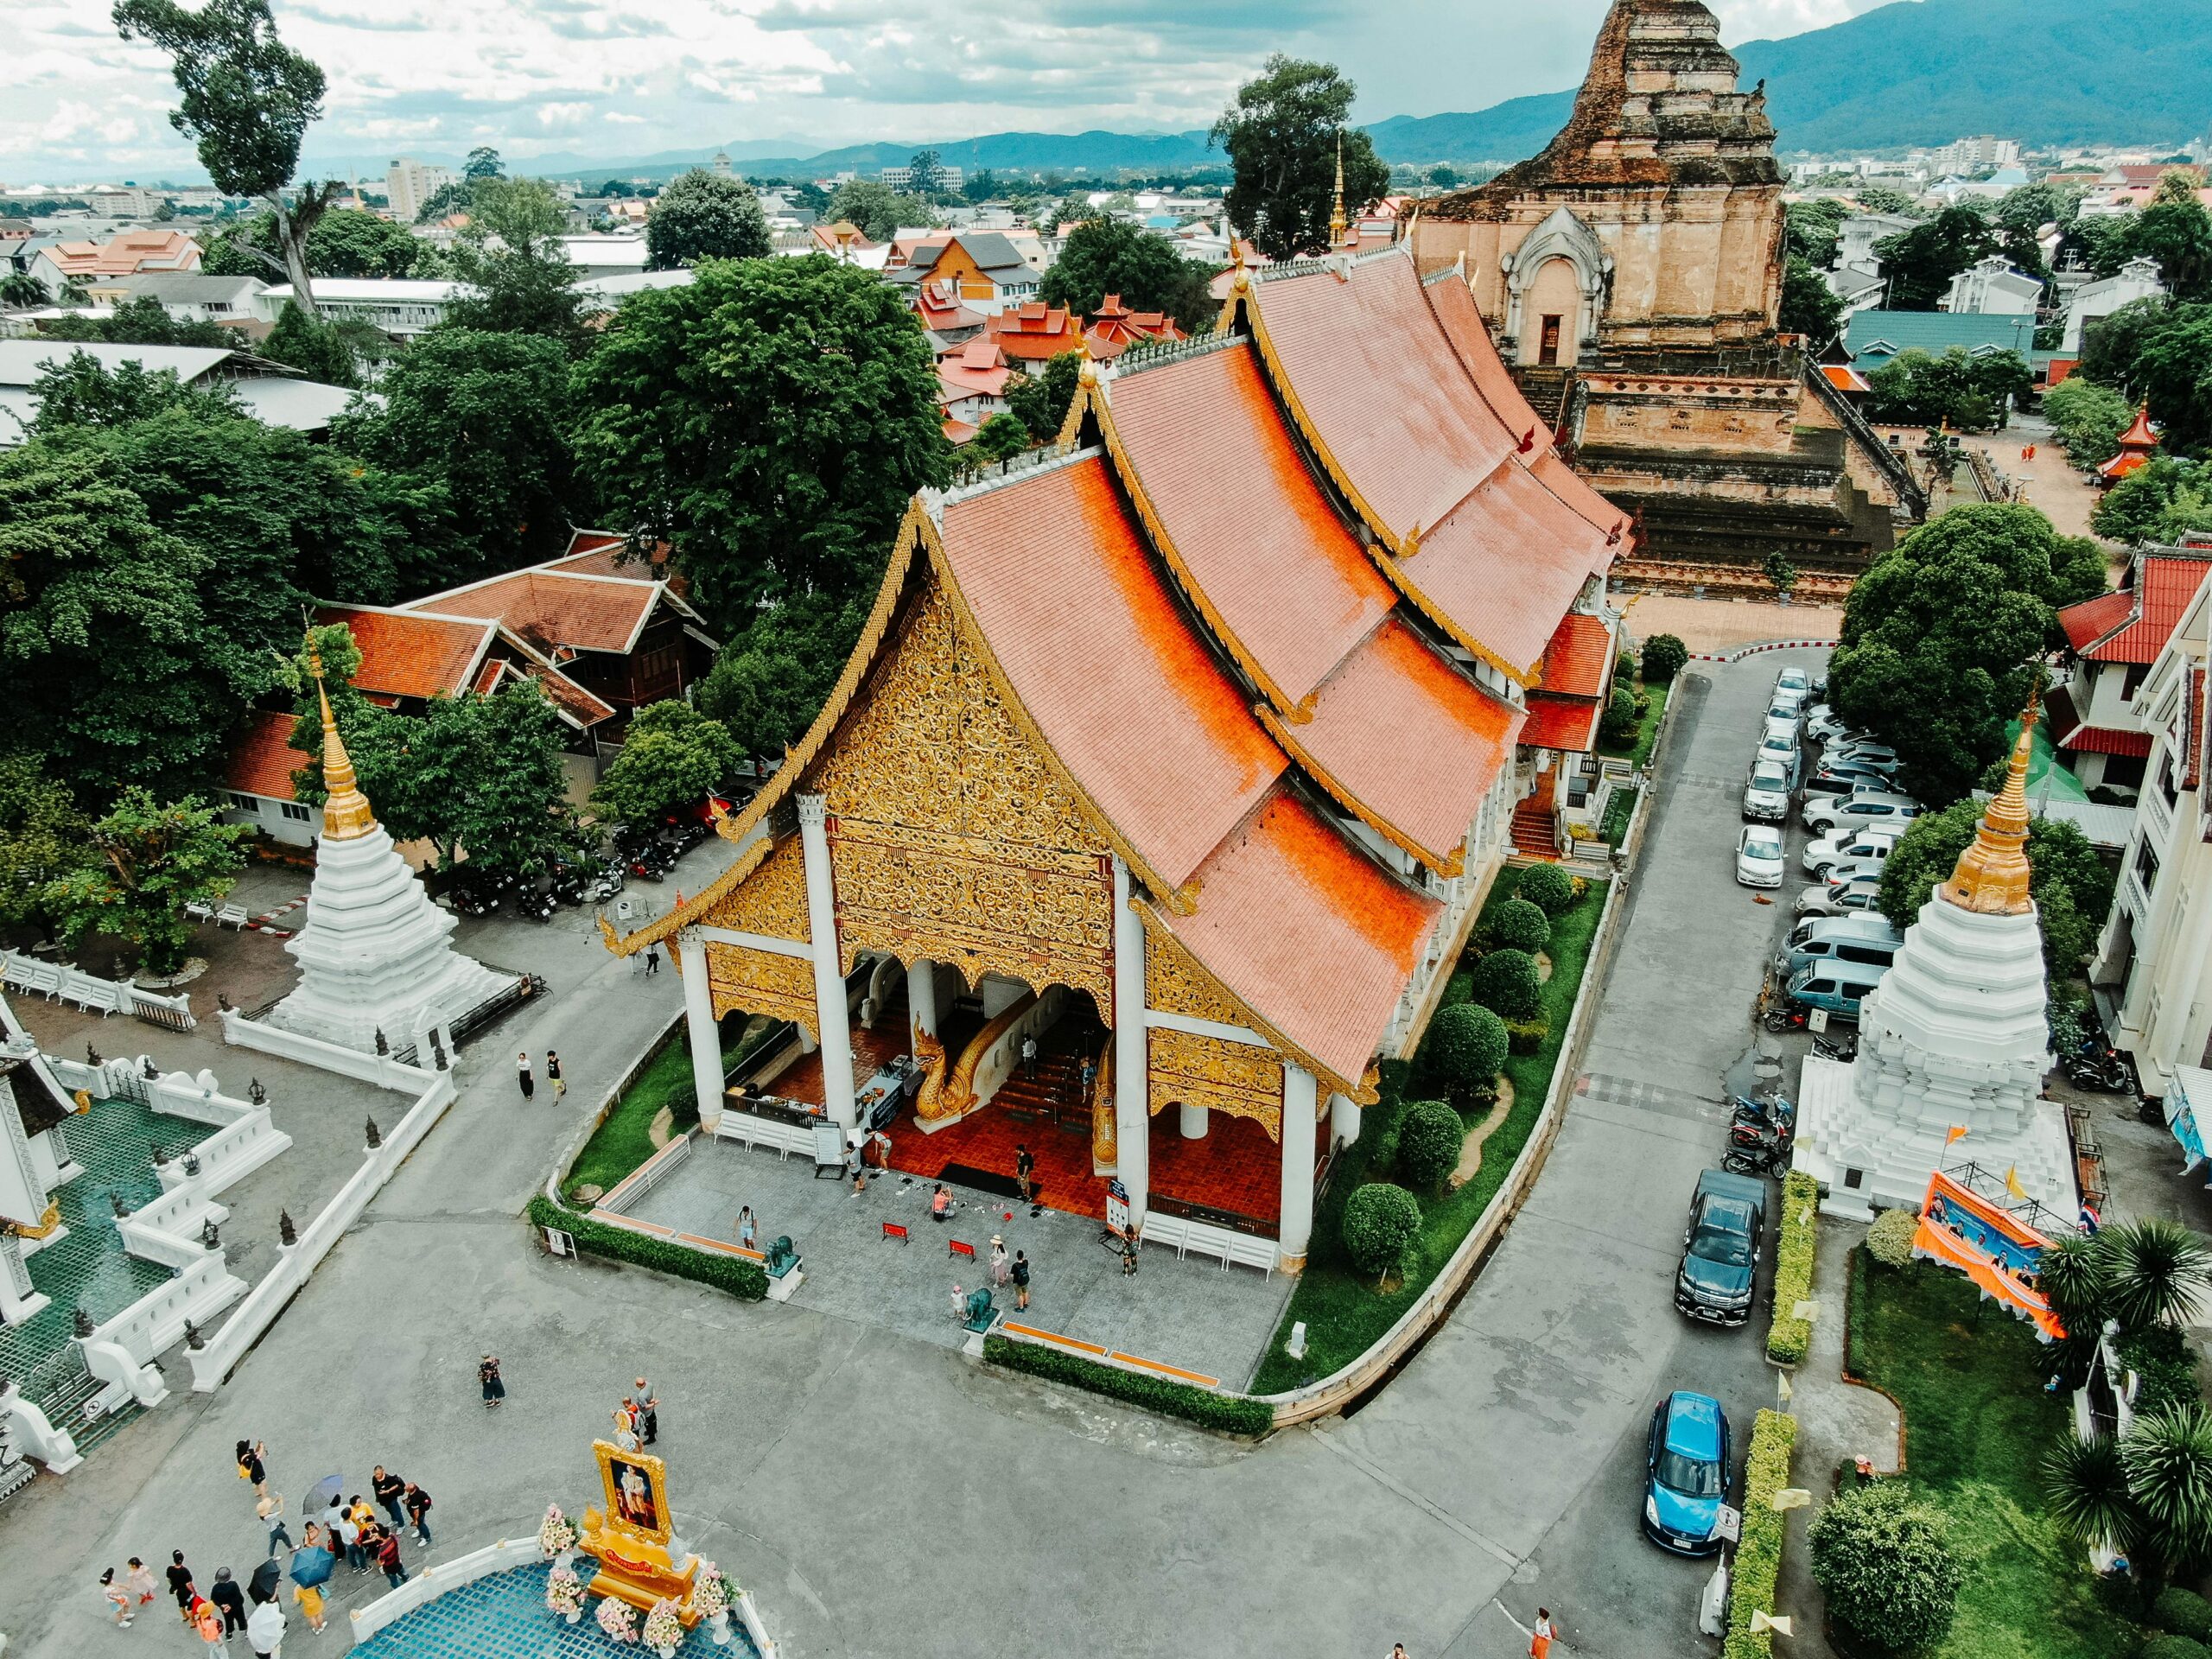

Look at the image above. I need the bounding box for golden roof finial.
[1939,688,2039,916]
[307,638,378,842]
[1330,132,1349,247]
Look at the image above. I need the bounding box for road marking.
[1577,1071,1726,1124]
[1308,1427,1523,1569]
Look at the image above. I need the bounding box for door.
[1539,315,1563,366]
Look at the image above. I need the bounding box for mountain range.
[298,0,2212,187]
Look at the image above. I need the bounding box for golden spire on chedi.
[1329,132,1348,247]
[1939,690,2039,917]
[306,642,378,842]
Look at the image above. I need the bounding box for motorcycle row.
[439,814,717,922]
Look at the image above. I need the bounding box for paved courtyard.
[619,1136,1294,1386]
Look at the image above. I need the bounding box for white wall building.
[1928,136,2020,174]
[1942,255,2044,316]
[1837,213,1920,270]
[253,277,459,337]
[2063,256,2167,353]
[385,158,454,223]
[879,165,963,192]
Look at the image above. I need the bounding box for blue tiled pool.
[353,1561,760,1658]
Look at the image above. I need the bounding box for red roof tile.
[940,455,1286,890]
[317,605,493,701]
[2060,589,2133,654]
[1422,271,1551,442]
[1107,341,1395,705]
[225,709,302,800]
[524,662,619,727]
[2044,683,2152,758]
[986,304,1084,361]
[552,531,672,580]
[2073,552,2212,664]
[400,569,658,655]
[1521,692,1604,752]
[1151,786,1439,1084]
[1539,613,1614,698]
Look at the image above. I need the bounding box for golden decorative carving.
[1145,929,1252,1027]
[919,991,1037,1122]
[704,942,818,1037]
[703,834,809,944]
[1942,692,2038,916]
[1090,1045,1117,1172]
[1147,1026,1283,1141]
[912,1025,949,1120]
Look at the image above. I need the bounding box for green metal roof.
[1845,309,2038,368]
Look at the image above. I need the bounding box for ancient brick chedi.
[1413,0,1924,590]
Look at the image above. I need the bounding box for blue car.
[1643,1391,1732,1555]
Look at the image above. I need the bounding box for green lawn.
[1249,868,1608,1393]
[1599,677,1673,769]
[1846,1250,2138,1659]
[562,1037,702,1201]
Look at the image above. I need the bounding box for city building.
[253,277,461,338]
[1927,136,2021,174]
[1837,213,1922,270]
[1941,255,2043,316]
[0,340,353,448]
[982,302,1084,365]
[2062,256,2166,353]
[1083,294,1186,361]
[385,157,455,222]
[885,232,1043,310]
[602,243,1629,1273]
[2052,546,2212,795]
[1412,0,1923,593]
[1843,308,2038,372]
[25,227,201,294]
[934,336,1014,433]
[78,271,265,327]
[878,165,963,193]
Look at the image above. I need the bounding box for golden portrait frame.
[592,1440,671,1543]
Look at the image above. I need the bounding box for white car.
[1821,854,1892,888]
[1826,738,1900,770]
[1796,874,1885,917]
[1736,825,1787,888]
[1805,707,1853,744]
[1762,714,1801,748]
[1803,791,1922,834]
[1743,759,1792,822]
[1773,667,1811,703]
[1802,826,1901,877]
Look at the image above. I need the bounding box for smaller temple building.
[1794,708,2075,1219]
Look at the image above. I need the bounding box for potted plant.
[538,1503,578,1565]
[597,1596,639,1643]
[642,1597,684,1657]
[692,1562,733,1646]
[545,1564,585,1624]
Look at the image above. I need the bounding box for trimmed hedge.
[526,1194,767,1300]
[1341,1182,1421,1282]
[2145,1635,2212,1659]
[1425,1002,1509,1101]
[1486,896,1552,955]
[1503,1016,1549,1057]
[1724,1408,1799,1659]
[1643,633,1689,683]
[1766,1170,1819,1367]
[1469,949,1542,1021]
[1516,862,1576,916]
[1866,1205,1917,1270]
[2155,1589,2212,1643]
[983,1334,1275,1436]
[1396,1099,1465,1191]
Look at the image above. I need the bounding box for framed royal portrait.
[593,1440,671,1542]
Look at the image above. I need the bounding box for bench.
[184,900,215,923]
[880,1222,909,1245]
[214,904,251,931]
[948,1237,976,1262]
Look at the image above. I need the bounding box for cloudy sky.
[3,0,1893,183]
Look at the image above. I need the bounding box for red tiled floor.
[1150,1109,1283,1225]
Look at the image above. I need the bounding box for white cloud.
[603,111,646,123]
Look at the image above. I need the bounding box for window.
[2135,836,2161,896]
[2159,749,2178,808]
[226,792,259,814]
[280,801,311,823]
[1538,315,1563,366]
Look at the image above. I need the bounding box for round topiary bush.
[1470,949,1542,1022]
[1808,1480,1963,1656]
[1340,1183,1421,1286]
[2142,1636,2212,1659]
[2155,1589,2212,1643]
[1867,1207,1919,1269]
[1599,685,1638,745]
[1395,1098,1465,1191]
[1426,1003,1508,1102]
[1516,862,1576,917]
[1486,897,1551,955]
[1642,632,1689,683]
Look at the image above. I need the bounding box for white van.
[1786,915,1904,976]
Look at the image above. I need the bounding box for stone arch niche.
[1502,207,1611,368]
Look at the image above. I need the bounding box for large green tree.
[1039,217,1214,332]
[41,294,231,349]
[823,180,930,242]
[2042,374,2134,467]
[1863,346,2031,430]
[588,700,741,827]
[1779,257,1847,346]
[333,327,578,583]
[1827,505,2107,806]
[1877,798,2113,976]
[259,298,357,385]
[1873,206,2001,311]
[1005,349,1084,444]
[695,593,864,766]
[442,178,587,348]
[1785,198,1851,265]
[2126,171,2212,302]
[202,206,432,281]
[645,169,772,270]
[570,254,949,631]
[111,0,336,313]
[26,353,241,435]
[1211,56,1389,263]
[2092,457,2212,546]
[0,757,94,936]
[48,787,246,974]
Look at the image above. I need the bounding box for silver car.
[1796,874,1885,917]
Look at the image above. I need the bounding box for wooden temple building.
[1411,0,1925,593]
[602,243,1629,1273]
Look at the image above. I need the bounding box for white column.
[1112,856,1148,1230]
[1179,1102,1209,1139]
[1330,1091,1362,1149]
[677,927,723,1130]
[0,1235,48,1324]
[1280,1064,1319,1271]
[798,795,856,1130]
[908,956,938,1051]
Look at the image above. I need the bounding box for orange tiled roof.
[401,569,658,655]
[2067,551,2212,664]
[550,530,671,580]
[1086,293,1185,360]
[1106,341,1395,706]
[1538,613,1614,698]
[225,709,302,800]
[940,454,1285,892]
[1521,692,1604,751]
[316,604,493,701]
[40,227,202,279]
[986,303,1084,361]
[2060,589,2134,653]
[943,416,980,444]
[524,662,619,727]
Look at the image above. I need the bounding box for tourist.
[1390,1645,1409,1659]
[209,1567,248,1637]
[547,1050,565,1097]
[1020,1033,1037,1079]
[123,1557,156,1608]
[1011,1249,1030,1311]
[1121,1232,1138,1276]
[847,1134,867,1195]
[988,1236,1008,1288]
[258,1490,291,1554]
[736,1206,757,1249]
[517,1052,535,1100]
[99,1568,134,1627]
[372,1465,407,1531]
[166,1551,195,1623]
[1530,1607,1554,1659]
[404,1482,434,1546]
[479,1352,505,1408]
[1014,1145,1034,1205]
[949,1282,965,1322]
[375,1527,408,1589]
[1080,1056,1096,1098]
[335,1507,363,1573]
[632,1377,659,1446]
[644,945,660,976]
[931,1184,952,1223]
[236,1437,268,1494]
[291,1575,327,1635]
[319,1496,346,1553]
[247,1594,286,1658]
[189,1592,224,1648]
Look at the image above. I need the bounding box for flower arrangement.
[538,1504,577,1557]
[545,1565,585,1618]
[690,1563,730,1618]
[596,1596,638,1643]
[641,1599,684,1650]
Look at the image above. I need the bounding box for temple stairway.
[987,1003,1108,1128]
[1511,799,1561,861]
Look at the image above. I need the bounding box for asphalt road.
[0,650,1827,1658]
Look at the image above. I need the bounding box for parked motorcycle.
[1724,1140,1789,1178]
[1761,1003,1808,1033]
[1814,1033,1858,1064]
[2062,1048,2133,1094]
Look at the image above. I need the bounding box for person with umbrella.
[287,1530,334,1634]
[246,1594,285,1658]
[248,1557,283,1606]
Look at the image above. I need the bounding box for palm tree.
[2124,1403,2212,1575]
[0,270,49,309]
[2045,1433,2138,1556]
[2100,1219,2212,1334]
[2039,1231,2109,1327]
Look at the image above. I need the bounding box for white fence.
[0,950,196,1028]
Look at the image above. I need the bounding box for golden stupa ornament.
[307,644,378,842]
[1328,133,1349,247]
[1938,691,2038,917]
